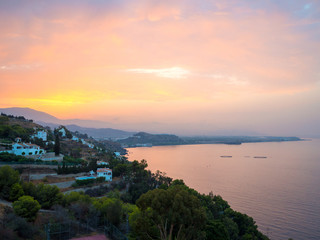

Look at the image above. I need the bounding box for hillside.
[65,125,135,140]
[0,107,135,139]
[0,107,59,123]
[0,113,46,142]
[117,132,186,147]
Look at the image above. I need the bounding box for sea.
[126,139,320,240]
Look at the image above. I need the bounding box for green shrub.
[12,196,41,222]
[76,178,95,186]
[96,177,105,183]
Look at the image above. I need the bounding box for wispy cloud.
[0,64,41,71]
[126,67,190,79]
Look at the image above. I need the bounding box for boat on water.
[220,156,232,158]
[254,156,267,158]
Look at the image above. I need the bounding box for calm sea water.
[126,139,320,240]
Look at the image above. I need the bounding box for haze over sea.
[127,139,320,240]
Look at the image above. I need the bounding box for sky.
[0,0,319,136]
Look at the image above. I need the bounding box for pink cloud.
[0,0,319,135]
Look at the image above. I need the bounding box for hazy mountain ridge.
[181,135,302,145]
[0,108,303,143]
[117,132,185,146]
[0,107,59,123]
[0,107,135,139]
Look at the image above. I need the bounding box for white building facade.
[97,168,112,181]
[33,130,47,141]
[72,136,79,141]
[58,128,66,137]
[11,143,45,156]
[97,161,109,166]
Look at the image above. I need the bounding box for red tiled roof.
[13,143,24,147]
[97,168,112,172]
[23,143,39,147]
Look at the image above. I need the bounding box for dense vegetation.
[118,132,185,146]
[0,115,34,142]
[118,131,301,147]
[0,152,41,163]
[0,160,270,240]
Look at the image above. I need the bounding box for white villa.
[58,128,66,137]
[87,143,94,149]
[32,130,47,141]
[11,142,45,156]
[76,168,112,182]
[97,161,109,166]
[72,136,79,141]
[97,168,112,181]
[0,137,46,156]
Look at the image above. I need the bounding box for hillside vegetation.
[118,132,185,146]
[0,114,42,142]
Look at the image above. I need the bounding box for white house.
[58,128,66,137]
[97,168,112,181]
[72,136,79,141]
[97,161,109,166]
[33,130,47,141]
[11,143,45,156]
[87,143,94,149]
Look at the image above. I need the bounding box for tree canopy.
[0,166,20,200]
[12,196,41,222]
[130,185,207,240]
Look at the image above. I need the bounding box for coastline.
[124,136,304,148]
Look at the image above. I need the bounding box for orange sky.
[1,1,319,136]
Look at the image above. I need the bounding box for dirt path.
[49,180,75,188]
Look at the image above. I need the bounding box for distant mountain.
[117,132,186,146]
[207,129,263,136]
[181,136,302,145]
[65,125,135,140]
[0,107,59,123]
[0,107,134,139]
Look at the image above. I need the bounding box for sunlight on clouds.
[0,64,41,71]
[127,67,190,79]
[26,98,76,106]
[0,0,319,135]
[22,90,110,107]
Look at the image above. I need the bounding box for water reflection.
[127,140,320,240]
